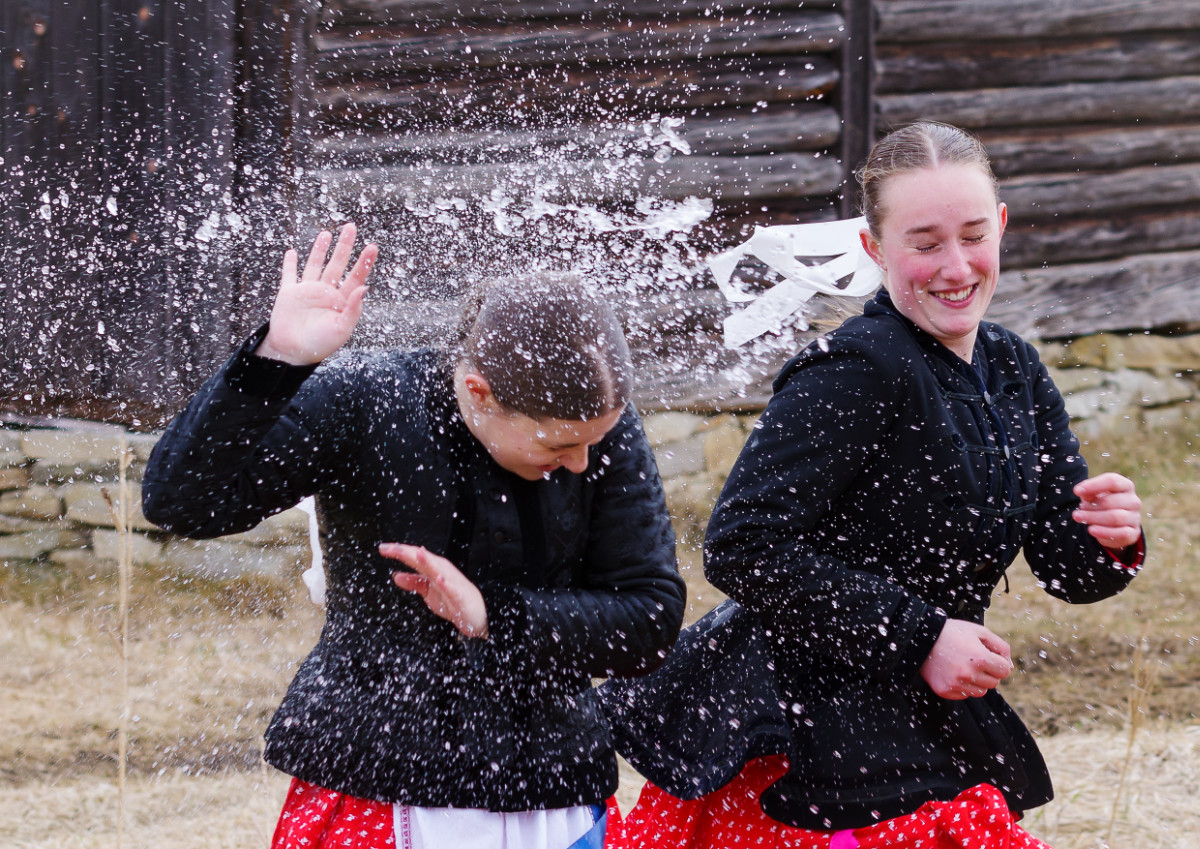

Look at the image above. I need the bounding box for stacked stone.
[0,423,311,580]
[1041,332,1200,439]
[2,329,1198,578]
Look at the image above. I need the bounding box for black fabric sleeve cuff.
[888,604,947,687]
[224,323,319,399]
[1103,528,1147,572]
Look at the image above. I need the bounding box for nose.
[559,445,589,474]
[941,242,971,282]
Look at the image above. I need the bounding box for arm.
[142,226,377,538]
[384,408,686,678]
[1022,357,1144,602]
[704,339,945,687]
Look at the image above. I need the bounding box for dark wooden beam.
[981,123,1200,178]
[314,58,841,128]
[838,0,875,215]
[323,0,843,27]
[313,11,847,75]
[987,249,1200,339]
[876,33,1200,95]
[318,152,845,211]
[876,0,1200,43]
[310,105,843,167]
[1000,162,1200,221]
[878,76,1200,130]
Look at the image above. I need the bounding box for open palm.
[257,223,379,366]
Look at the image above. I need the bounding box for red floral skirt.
[270,777,626,849]
[621,756,1054,849]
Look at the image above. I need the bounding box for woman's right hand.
[256,223,378,366]
[920,619,1014,700]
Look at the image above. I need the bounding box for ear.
[997,202,1008,238]
[860,227,885,274]
[461,371,498,410]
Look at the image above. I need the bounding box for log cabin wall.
[872,0,1200,340]
[301,0,871,408]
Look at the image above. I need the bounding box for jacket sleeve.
[704,339,945,687]
[142,326,352,539]
[1019,349,1141,603]
[480,407,686,679]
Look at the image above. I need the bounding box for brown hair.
[452,273,634,421]
[856,121,997,236]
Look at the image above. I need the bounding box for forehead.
[531,406,623,443]
[879,164,998,233]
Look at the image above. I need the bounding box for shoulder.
[310,347,445,401]
[772,309,916,396]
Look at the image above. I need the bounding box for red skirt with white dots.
[621,755,1054,849]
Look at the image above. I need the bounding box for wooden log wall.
[873,0,1200,339]
[302,0,869,407]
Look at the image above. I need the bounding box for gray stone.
[1048,367,1111,397]
[21,427,134,467]
[0,514,60,534]
[1108,368,1195,408]
[0,466,31,492]
[91,528,165,567]
[48,548,105,569]
[702,417,749,478]
[161,538,308,581]
[126,432,161,464]
[61,482,158,531]
[0,528,88,562]
[1058,334,1115,369]
[653,434,707,478]
[0,445,26,469]
[0,485,65,520]
[224,505,312,545]
[641,412,703,447]
[1141,402,1198,433]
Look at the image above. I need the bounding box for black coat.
[142,328,685,811]
[603,292,1139,831]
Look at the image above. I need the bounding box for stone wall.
[2,330,1197,580]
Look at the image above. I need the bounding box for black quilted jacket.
[704,292,1140,829]
[142,328,685,811]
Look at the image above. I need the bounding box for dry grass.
[1,422,1197,847]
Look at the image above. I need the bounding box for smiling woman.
[605,122,1146,849]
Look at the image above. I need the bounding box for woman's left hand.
[1072,472,1143,553]
[381,543,489,639]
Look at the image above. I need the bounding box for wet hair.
[856,121,998,236]
[451,273,634,421]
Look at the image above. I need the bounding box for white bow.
[708,217,883,348]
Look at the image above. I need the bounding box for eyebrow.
[904,217,992,236]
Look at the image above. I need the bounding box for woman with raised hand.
[143,223,685,849]
[608,122,1144,849]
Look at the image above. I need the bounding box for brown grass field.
[1,423,1197,848]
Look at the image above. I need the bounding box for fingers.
[343,242,379,293]
[1073,473,1142,548]
[379,542,446,576]
[302,230,334,282]
[281,248,298,287]
[1073,472,1135,501]
[320,223,359,286]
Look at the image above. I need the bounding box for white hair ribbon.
[708,216,883,348]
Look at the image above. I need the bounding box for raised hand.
[256,223,379,366]
[380,543,489,639]
[920,619,1013,700]
[1073,472,1143,554]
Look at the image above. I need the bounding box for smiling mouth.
[932,285,977,303]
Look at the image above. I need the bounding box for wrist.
[255,331,318,366]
